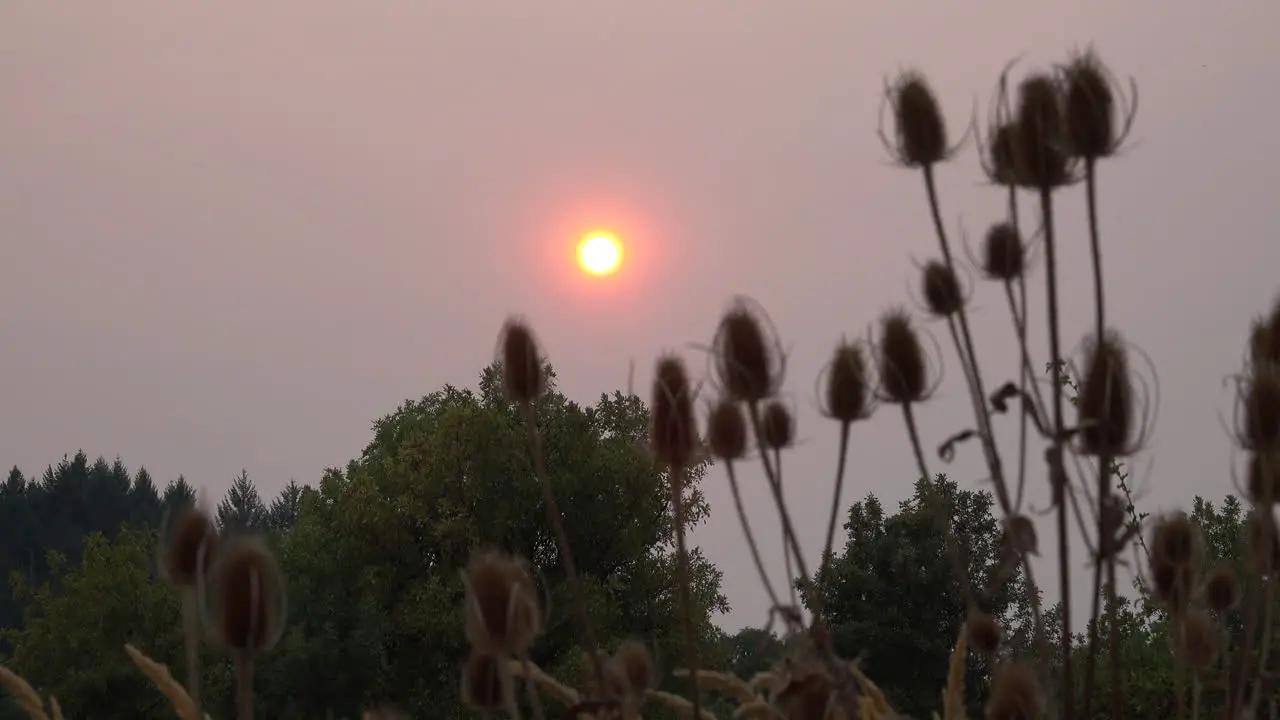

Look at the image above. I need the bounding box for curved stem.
[821,422,853,575]
[724,461,785,615]
[774,448,799,611]
[519,402,606,691]
[670,463,702,720]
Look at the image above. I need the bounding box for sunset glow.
[577,232,623,276]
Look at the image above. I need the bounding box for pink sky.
[2,1,1278,630]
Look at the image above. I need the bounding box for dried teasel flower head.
[604,641,656,705]
[1239,370,1280,451]
[1012,72,1076,189]
[1249,297,1280,372]
[1061,49,1136,160]
[1246,452,1280,505]
[706,398,748,461]
[1203,565,1239,612]
[980,223,1025,282]
[981,122,1019,186]
[820,340,873,424]
[1150,512,1197,568]
[1247,508,1280,574]
[498,318,545,403]
[875,309,932,405]
[1151,560,1193,612]
[1002,514,1039,556]
[461,550,541,655]
[158,503,218,588]
[880,71,951,167]
[920,260,965,318]
[985,663,1043,720]
[1181,610,1220,672]
[650,355,698,468]
[713,297,784,404]
[759,400,795,450]
[966,610,1002,656]
[461,651,511,712]
[771,662,838,720]
[203,534,287,655]
[1076,331,1143,456]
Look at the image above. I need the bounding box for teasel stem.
[1004,184,1044,512]
[519,402,607,692]
[1039,184,1073,717]
[773,448,800,611]
[821,421,853,576]
[182,591,203,720]
[922,166,1011,515]
[901,401,977,609]
[235,653,254,720]
[520,652,548,720]
[670,462,702,720]
[724,460,785,617]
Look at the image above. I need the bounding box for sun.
[577,232,623,276]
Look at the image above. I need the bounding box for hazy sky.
[2,1,1278,632]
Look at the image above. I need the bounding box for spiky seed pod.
[1203,566,1239,612]
[609,641,655,701]
[876,310,929,404]
[706,399,748,461]
[499,318,545,402]
[1077,331,1136,456]
[1062,50,1119,159]
[1247,452,1280,504]
[885,72,948,167]
[1150,513,1197,568]
[1247,509,1280,574]
[1181,610,1220,671]
[462,551,541,655]
[1013,74,1074,189]
[823,341,872,423]
[461,651,510,711]
[759,401,795,450]
[160,506,218,588]
[204,535,287,654]
[1003,515,1039,556]
[966,610,1002,656]
[921,261,964,318]
[986,123,1019,186]
[651,356,698,467]
[985,663,1042,720]
[1250,318,1279,372]
[1243,371,1280,451]
[981,223,1025,282]
[1151,561,1192,611]
[771,664,836,720]
[714,299,782,403]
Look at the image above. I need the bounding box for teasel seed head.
[1151,560,1193,612]
[651,355,698,468]
[771,663,837,720]
[1003,514,1039,556]
[759,400,795,450]
[921,260,965,318]
[606,641,656,704]
[966,610,1002,657]
[461,550,541,655]
[714,298,783,403]
[1253,296,1280,371]
[821,340,873,424]
[204,535,287,655]
[1150,512,1197,568]
[983,122,1020,186]
[1241,370,1280,451]
[980,223,1025,282]
[159,504,218,588]
[499,318,545,403]
[875,309,931,405]
[1077,331,1139,456]
[985,663,1042,720]
[1203,565,1239,612]
[882,71,950,167]
[706,399,748,461]
[1013,73,1075,189]
[461,651,511,712]
[1062,49,1132,160]
[1181,610,1220,672]
[1247,508,1280,574]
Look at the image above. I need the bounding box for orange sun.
[577,231,623,276]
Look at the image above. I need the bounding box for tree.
[215,470,266,532]
[267,363,728,717]
[814,474,1029,718]
[266,480,304,532]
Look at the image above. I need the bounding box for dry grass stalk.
[124,643,204,720]
[0,665,53,720]
[941,629,967,720]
